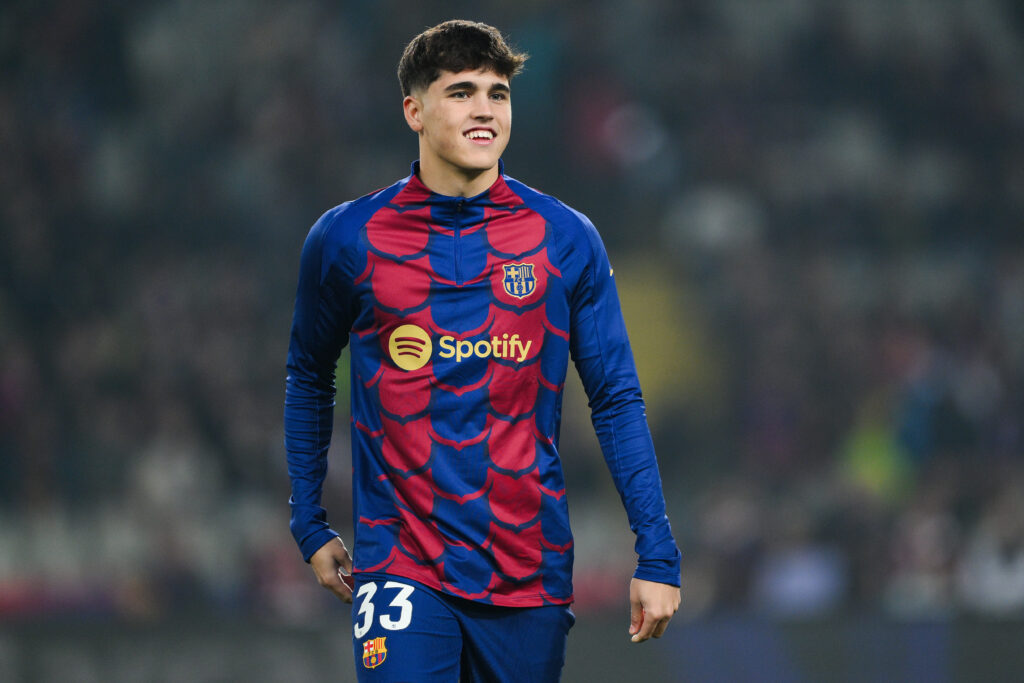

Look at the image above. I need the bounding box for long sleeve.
[284,208,353,561]
[568,217,681,587]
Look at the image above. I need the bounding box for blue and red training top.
[285,161,680,606]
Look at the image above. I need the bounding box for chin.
[460,145,504,167]
[454,159,498,175]
[468,151,503,170]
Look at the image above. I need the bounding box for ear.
[403,95,424,134]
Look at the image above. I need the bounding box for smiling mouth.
[464,129,496,143]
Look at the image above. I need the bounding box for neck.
[417,156,499,197]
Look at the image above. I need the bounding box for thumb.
[338,542,354,574]
[337,543,355,589]
[629,598,644,636]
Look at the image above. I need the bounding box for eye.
[490,92,508,101]
[450,91,469,99]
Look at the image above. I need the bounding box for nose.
[470,92,494,120]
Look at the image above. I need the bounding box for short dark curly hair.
[397,20,528,97]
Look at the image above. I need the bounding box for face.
[404,68,511,192]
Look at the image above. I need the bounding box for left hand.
[628,577,680,643]
[309,537,355,603]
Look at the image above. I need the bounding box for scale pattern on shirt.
[346,173,575,605]
[287,164,680,608]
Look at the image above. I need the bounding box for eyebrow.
[443,81,511,95]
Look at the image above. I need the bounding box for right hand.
[309,537,355,603]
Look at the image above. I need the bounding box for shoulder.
[503,176,601,244]
[502,175,605,266]
[311,179,408,251]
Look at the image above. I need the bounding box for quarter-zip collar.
[405,159,507,211]
[399,160,515,287]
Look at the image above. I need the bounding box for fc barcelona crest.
[502,262,536,299]
[362,636,388,669]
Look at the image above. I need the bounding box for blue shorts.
[350,573,575,682]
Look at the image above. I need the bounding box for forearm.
[285,368,340,560]
[284,207,354,561]
[589,386,681,586]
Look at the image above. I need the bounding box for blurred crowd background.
[2,0,1023,627]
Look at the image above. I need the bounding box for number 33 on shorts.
[353,580,415,639]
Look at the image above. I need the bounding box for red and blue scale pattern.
[286,162,681,608]
[347,172,574,605]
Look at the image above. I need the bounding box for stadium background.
[2,0,1023,680]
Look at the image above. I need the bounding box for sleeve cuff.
[299,528,340,563]
[633,553,682,587]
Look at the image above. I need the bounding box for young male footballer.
[284,19,681,681]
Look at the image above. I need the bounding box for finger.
[313,563,354,603]
[334,577,354,603]
[629,601,644,636]
[323,573,354,603]
[631,612,659,643]
[333,544,354,581]
[337,544,354,575]
[652,617,671,638]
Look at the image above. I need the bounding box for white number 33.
[353,581,415,639]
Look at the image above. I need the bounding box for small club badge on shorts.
[362,636,388,669]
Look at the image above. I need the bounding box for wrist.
[300,528,340,562]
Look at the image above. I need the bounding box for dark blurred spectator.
[956,482,1024,616]
[752,500,848,617]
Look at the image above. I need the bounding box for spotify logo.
[388,324,432,371]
